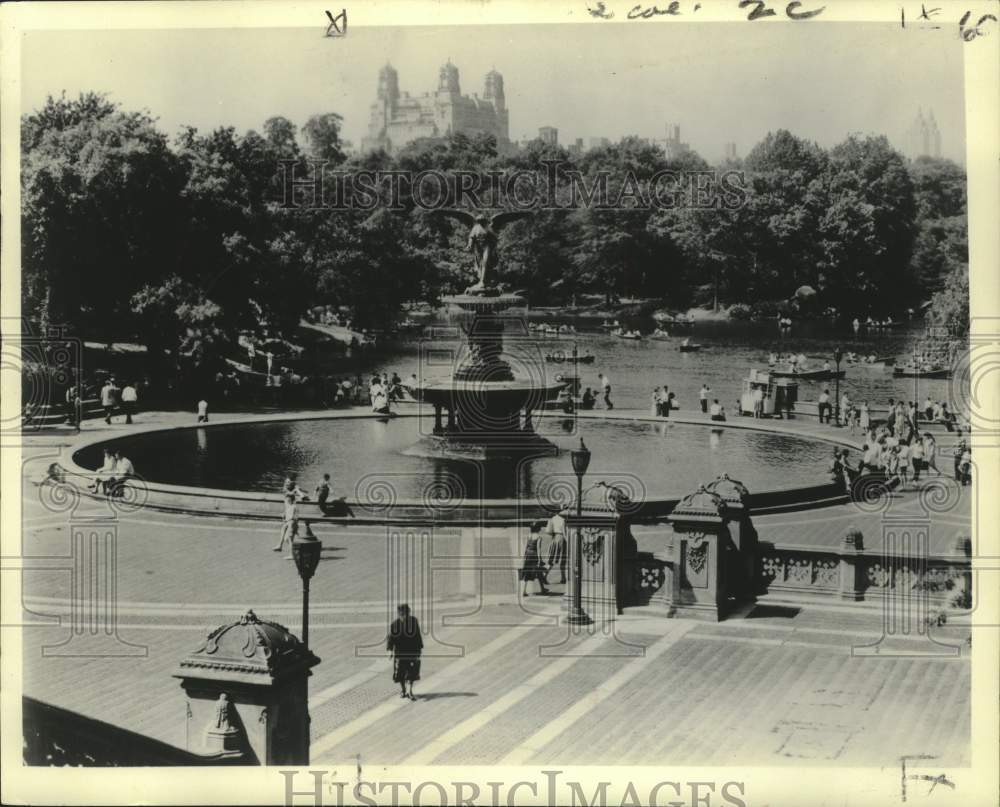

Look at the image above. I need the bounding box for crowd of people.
[815,389,960,435]
[828,412,972,492]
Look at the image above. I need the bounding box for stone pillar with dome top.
[652,485,734,622]
[704,473,757,602]
[173,610,320,765]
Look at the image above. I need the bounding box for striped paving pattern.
[15,446,971,768]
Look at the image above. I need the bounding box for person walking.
[65,384,78,426]
[100,378,117,424]
[828,448,847,491]
[699,384,710,414]
[544,510,567,584]
[897,441,911,488]
[910,436,925,482]
[953,440,966,482]
[958,444,972,486]
[923,432,941,475]
[598,373,613,410]
[387,604,423,701]
[519,521,550,597]
[121,381,138,424]
[273,493,299,552]
[817,389,831,424]
[859,401,870,433]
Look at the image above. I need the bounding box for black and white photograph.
[2,1,997,804]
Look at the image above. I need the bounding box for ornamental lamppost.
[568,438,593,625]
[833,347,844,426]
[291,521,322,649]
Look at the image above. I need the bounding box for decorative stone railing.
[757,536,970,604]
[624,535,971,609]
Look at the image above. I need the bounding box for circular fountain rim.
[57,407,865,524]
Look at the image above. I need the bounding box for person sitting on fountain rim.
[315,473,331,511]
[709,399,725,421]
[106,449,134,498]
[580,387,595,410]
[90,447,116,494]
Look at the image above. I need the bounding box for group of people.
[816,390,958,435]
[649,385,680,417]
[272,472,354,553]
[368,372,408,414]
[851,316,897,332]
[644,383,727,422]
[767,352,812,370]
[318,372,411,410]
[518,513,568,596]
[97,378,140,425]
[88,447,135,496]
[829,424,971,492]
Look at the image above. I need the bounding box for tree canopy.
[22,92,969,372]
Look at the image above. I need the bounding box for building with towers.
[658,124,691,160]
[906,108,941,159]
[361,61,511,154]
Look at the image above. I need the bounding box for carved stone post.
[174,610,320,765]
[704,474,756,603]
[665,486,731,621]
[839,526,865,601]
[563,500,636,622]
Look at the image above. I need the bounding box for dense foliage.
[22,94,970,380]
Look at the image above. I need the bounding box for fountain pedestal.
[406,291,565,461]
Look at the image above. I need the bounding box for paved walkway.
[15,458,972,768]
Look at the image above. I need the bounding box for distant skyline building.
[907,108,941,159]
[659,124,690,160]
[724,141,738,161]
[361,61,511,154]
[538,126,559,146]
[588,136,611,150]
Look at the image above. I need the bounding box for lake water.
[353,316,954,414]
[78,317,955,501]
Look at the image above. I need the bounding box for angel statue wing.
[490,210,535,232]
[434,209,477,229]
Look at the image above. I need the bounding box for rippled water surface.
[76,416,834,501]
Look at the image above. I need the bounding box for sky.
[21,22,966,163]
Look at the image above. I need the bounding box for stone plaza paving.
[13,409,974,767]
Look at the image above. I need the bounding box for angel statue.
[437,209,535,294]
